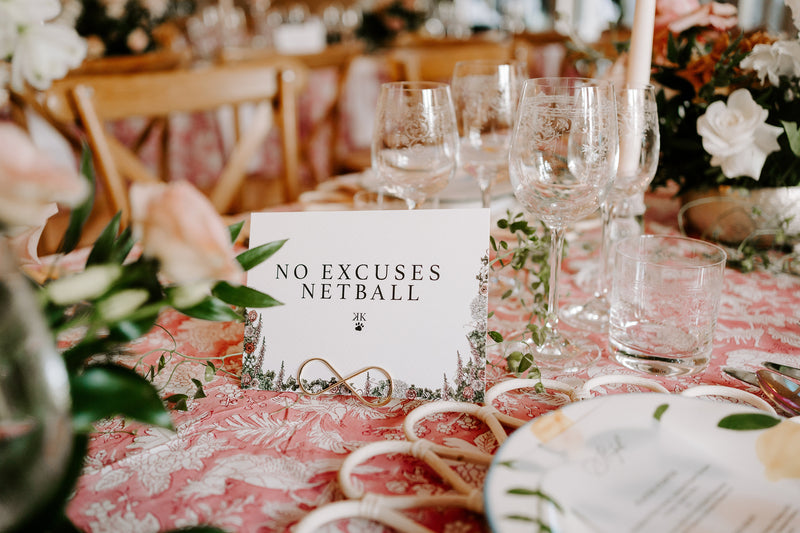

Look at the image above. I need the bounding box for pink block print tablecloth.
[65,193,800,533]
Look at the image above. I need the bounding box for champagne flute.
[509,77,618,372]
[371,81,459,209]
[451,59,525,208]
[561,84,660,332]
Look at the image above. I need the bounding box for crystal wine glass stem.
[477,167,492,208]
[595,199,614,300]
[544,226,566,332]
[480,184,491,209]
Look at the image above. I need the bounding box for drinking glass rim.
[453,58,525,68]
[616,234,728,268]
[616,82,656,92]
[381,81,451,91]
[524,77,613,88]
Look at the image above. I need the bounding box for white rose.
[0,0,61,25]
[741,40,800,86]
[696,89,783,180]
[0,8,18,58]
[10,22,87,91]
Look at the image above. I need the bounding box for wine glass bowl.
[510,85,617,228]
[371,81,459,209]
[451,59,524,208]
[561,83,660,333]
[508,77,618,372]
[612,85,660,200]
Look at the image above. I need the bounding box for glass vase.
[0,239,73,530]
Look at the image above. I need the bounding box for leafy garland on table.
[487,211,551,389]
[9,147,284,533]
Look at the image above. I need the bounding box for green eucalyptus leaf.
[228,220,245,243]
[205,362,217,381]
[236,239,288,271]
[192,378,207,399]
[718,413,781,430]
[109,226,136,264]
[507,350,535,373]
[61,332,131,371]
[506,488,563,511]
[505,514,538,523]
[653,403,669,421]
[59,145,96,255]
[488,331,503,343]
[165,393,188,402]
[211,282,283,308]
[110,315,159,341]
[86,212,122,266]
[782,121,800,157]
[165,394,189,411]
[177,296,243,322]
[71,364,173,431]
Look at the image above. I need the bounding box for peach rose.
[655,0,701,32]
[5,203,57,266]
[130,181,243,286]
[0,122,89,230]
[667,2,738,34]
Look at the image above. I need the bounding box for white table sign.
[241,208,491,404]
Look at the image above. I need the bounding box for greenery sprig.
[487,211,551,385]
[13,148,282,533]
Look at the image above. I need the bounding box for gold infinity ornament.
[297,357,394,407]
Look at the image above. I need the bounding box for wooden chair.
[385,37,518,83]
[219,42,366,182]
[52,58,308,225]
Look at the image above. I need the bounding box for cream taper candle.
[626,0,656,85]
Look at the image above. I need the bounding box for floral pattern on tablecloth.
[66,194,800,532]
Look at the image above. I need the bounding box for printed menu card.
[241,208,490,404]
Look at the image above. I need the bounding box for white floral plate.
[484,393,800,533]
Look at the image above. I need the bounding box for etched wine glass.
[508,77,618,372]
[561,83,660,332]
[371,81,459,209]
[451,59,525,208]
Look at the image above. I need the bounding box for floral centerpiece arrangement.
[0,0,88,98]
[0,126,283,532]
[1,4,281,532]
[71,0,196,57]
[645,0,800,267]
[650,0,800,195]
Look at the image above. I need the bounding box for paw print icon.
[354,322,364,332]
